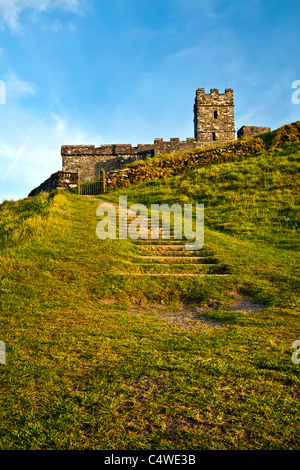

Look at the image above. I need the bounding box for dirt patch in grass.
[165,415,203,430]
[226,292,266,312]
[127,291,267,331]
[197,292,267,315]
[128,303,224,331]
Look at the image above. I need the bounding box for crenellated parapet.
[195,88,234,106]
[61,143,155,157]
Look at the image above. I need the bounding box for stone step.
[140,245,195,250]
[126,264,227,274]
[136,255,210,260]
[138,241,198,246]
[133,256,215,264]
[140,250,203,257]
[114,273,230,277]
[137,263,216,266]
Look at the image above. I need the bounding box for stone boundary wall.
[105,137,265,191]
[28,171,78,197]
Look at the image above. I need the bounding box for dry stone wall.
[105,137,265,191]
[28,171,78,197]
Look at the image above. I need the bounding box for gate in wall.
[78,170,106,195]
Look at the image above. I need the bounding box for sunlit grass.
[0,137,299,450]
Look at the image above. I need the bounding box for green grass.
[0,137,299,450]
[101,141,300,304]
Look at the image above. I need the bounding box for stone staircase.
[88,196,230,278]
[111,208,230,278]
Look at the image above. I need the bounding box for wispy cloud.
[3,138,28,179]
[2,115,46,179]
[5,72,36,99]
[0,106,102,200]
[0,0,81,32]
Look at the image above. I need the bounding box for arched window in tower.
[214,110,218,119]
[212,132,216,141]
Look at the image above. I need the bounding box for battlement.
[61,145,95,156]
[61,143,154,157]
[195,88,234,106]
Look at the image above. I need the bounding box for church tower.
[193,88,235,145]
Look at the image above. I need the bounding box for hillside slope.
[0,136,299,450]
[101,139,300,305]
[102,120,300,191]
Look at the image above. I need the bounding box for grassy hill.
[0,126,299,450]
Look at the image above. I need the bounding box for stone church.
[29,88,270,195]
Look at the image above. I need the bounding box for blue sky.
[0,0,299,201]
